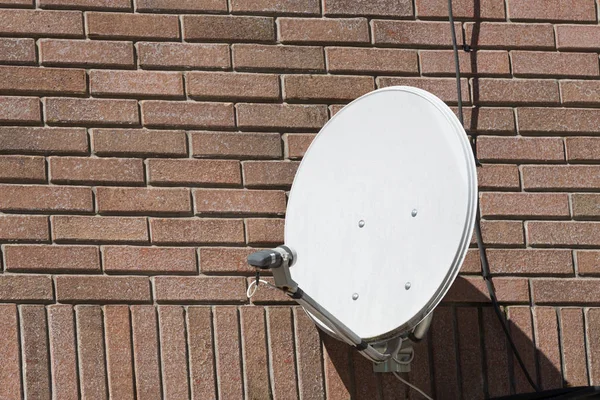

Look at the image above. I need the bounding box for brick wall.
[0,0,598,398]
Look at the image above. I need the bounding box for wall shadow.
[321,277,564,400]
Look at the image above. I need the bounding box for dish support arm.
[250,246,390,364]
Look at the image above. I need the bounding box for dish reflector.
[285,86,477,341]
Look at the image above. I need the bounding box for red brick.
[534,279,600,304]
[279,17,368,44]
[322,334,352,399]
[508,0,596,22]
[533,307,563,390]
[48,305,78,400]
[131,306,162,400]
[0,155,45,183]
[5,245,100,273]
[136,0,227,12]
[87,12,180,40]
[477,136,564,163]
[0,185,93,213]
[240,307,270,399]
[266,307,299,398]
[556,25,600,51]
[0,215,49,242]
[194,188,287,215]
[430,307,460,398]
[443,276,529,303]
[53,216,149,244]
[246,218,284,245]
[138,42,230,70]
[158,306,189,400]
[50,157,143,185]
[284,75,374,102]
[57,276,150,303]
[0,96,40,124]
[141,100,234,129]
[487,249,574,275]
[40,0,130,9]
[293,308,325,399]
[459,107,517,134]
[214,307,244,398]
[148,159,241,186]
[577,251,600,276]
[75,306,107,400]
[512,51,599,78]
[92,128,186,157]
[155,276,246,303]
[476,79,560,105]
[191,131,282,159]
[480,220,524,246]
[377,77,470,104]
[587,309,600,385]
[97,187,192,216]
[559,308,588,386]
[247,276,293,304]
[353,347,380,400]
[416,0,505,19]
[0,275,52,301]
[456,307,484,400]
[326,47,418,75]
[325,0,412,16]
[103,246,197,274]
[284,133,314,159]
[561,80,600,106]
[0,9,83,37]
[0,66,86,96]
[187,307,217,400]
[523,165,600,191]
[187,72,279,101]
[104,306,134,400]
[0,304,22,400]
[231,0,320,14]
[518,107,600,135]
[20,305,51,400]
[243,161,298,187]
[90,70,184,98]
[482,307,510,396]
[46,98,139,126]
[572,193,600,220]
[199,247,258,274]
[150,218,244,245]
[464,22,555,50]
[529,221,600,247]
[372,21,462,47]
[183,15,275,42]
[478,164,520,191]
[0,0,32,7]
[576,249,600,278]
[460,248,482,274]
[421,50,510,77]
[0,38,35,65]
[233,44,325,72]
[237,103,328,130]
[0,127,88,155]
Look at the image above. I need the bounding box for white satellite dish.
[248,86,477,371]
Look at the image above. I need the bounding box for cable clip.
[462,44,473,52]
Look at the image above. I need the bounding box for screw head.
[405,282,411,290]
[358,220,365,228]
[411,209,418,217]
[352,293,359,300]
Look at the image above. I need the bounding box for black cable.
[447,0,541,393]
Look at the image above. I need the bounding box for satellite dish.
[248,86,477,371]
